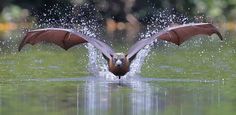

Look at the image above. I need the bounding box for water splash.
[85,43,117,80]
[86,43,99,75]
[85,41,152,80]
[127,45,151,77]
[140,8,194,35]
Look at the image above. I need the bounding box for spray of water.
[83,8,195,79]
[85,40,153,80]
[127,45,151,77]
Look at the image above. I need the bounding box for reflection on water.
[82,78,156,115]
[130,79,155,115]
[66,77,221,115]
[0,76,223,115]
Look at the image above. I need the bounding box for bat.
[18,23,223,79]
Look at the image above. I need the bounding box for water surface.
[0,76,225,115]
[0,36,236,115]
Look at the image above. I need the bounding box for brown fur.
[108,57,130,76]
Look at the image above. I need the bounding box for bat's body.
[19,23,223,79]
[108,53,130,78]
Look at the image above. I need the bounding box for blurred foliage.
[1,5,29,22]
[0,0,236,23]
[0,0,236,40]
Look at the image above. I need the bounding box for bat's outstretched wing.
[127,23,223,61]
[18,28,115,60]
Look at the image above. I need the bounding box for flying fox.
[18,23,223,79]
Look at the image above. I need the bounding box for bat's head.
[112,53,127,67]
[108,53,130,78]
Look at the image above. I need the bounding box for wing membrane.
[19,28,115,59]
[127,23,223,60]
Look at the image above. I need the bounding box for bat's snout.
[115,59,122,67]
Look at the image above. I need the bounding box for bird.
[18,23,223,79]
